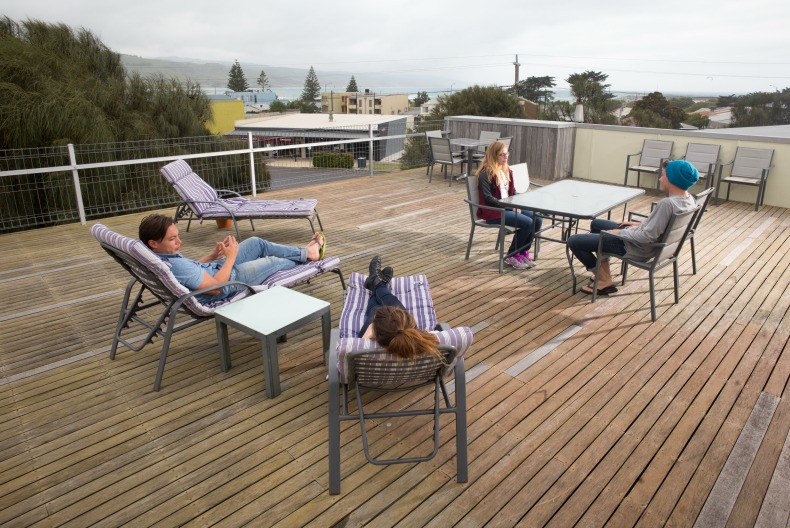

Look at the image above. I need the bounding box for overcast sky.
[3,0,790,97]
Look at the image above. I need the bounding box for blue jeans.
[233,237,306,284]
[567,218,626,271]
[486,210,542,254]
[358,282,406,338]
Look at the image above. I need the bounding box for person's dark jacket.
[477,167,515,222]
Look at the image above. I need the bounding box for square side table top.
[214,286,329,336]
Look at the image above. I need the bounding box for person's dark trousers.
[567,218,627,271]
[358,281,406,338]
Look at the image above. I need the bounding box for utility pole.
[513,54,521,97]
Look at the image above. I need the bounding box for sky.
[3,0,790,97]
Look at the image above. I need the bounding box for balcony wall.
[446,115,789,209]
[573,124,790,208]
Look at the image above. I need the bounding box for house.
[321,89,409,115]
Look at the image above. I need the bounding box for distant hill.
[119,55,456,96]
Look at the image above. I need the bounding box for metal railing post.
[248,132,257,197]
[368,125,374,176]
[67,144,87,225]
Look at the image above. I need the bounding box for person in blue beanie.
[568,159,699,295]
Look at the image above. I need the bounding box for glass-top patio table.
[450,137,490,184]
[501,179,645,291]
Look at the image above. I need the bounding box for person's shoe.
[517,252,536,268]
[504,256,528,269]
[380,266,393,284]
[365,255,382,290]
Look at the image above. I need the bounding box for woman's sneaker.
[504,255,529,269]
[516,252,536,268]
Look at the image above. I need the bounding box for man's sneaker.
[504,256,528,269]
[516,252,537,268]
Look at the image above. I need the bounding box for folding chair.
[464,173,516,273]
[160,159,323,239]
[327,272,473,494]
[714,147,774,211]
[624,139,673,188]
[90,223,344,391]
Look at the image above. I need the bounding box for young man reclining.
[139,214,326,303]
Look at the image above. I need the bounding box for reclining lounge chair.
[160,159,323,239]
[90,223,344,391]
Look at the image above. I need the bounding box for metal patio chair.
[591,205,700,321]
[90,223,344,391]
[464,173,517,273]
[160,159,323,240]
[714,147,774,211]
[624,139,674,188]
[681,143,720,189]
[327,272,473,494]
[427,136,466,185]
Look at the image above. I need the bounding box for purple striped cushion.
[161,159,317,219]
[199,198,318,218]
[335,327,474,384]
[160,160,218,215]
[262,256,340,287]
[338,272,437,338]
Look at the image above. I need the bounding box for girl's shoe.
[515,252,536,268]
[504,256,529,269]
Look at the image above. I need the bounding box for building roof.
[698,124,790,138]
[235,112,407,131]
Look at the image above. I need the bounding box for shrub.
[312,152,354,169]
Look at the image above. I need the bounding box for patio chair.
[473,130,502,158]
[464,173,517,273]
[160,159,323,240]
[327,272,473,494]
[428,136,466,185]
[681,143,720,189]
[90,223,344,391]
[629,187,714,275]
[424,130,443,176]
[714,147,774,211]
[623,139,673,188]
[590,205,700,321]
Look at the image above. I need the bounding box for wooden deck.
[1,168,788,527]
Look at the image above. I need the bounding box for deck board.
[1,168,788,527]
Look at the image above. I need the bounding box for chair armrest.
[215,189,245,198]
[628,211,649,221]
[529,182,544,188]
[463,199,509,214]
[436,322,452,331]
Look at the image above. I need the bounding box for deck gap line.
[349,188,411,202]
[382,197,438,210]
[339,242,401,260]
[505,325,583,377]
[446,363,489,395]
[755,415,790,528]
[0,255,91,276]
[0,289,123,321]
[694,391,780,528]
[470,321,490,334]
[0,258,112,283]
[719,216,776,267]
[358,209,433,229]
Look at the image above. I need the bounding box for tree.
[413,91,430,107]
[668,96,694,109]
[227,60,249,92]
[269,100,287,112]
[731,89,790,127]
[685,113,710,129]
[256,70,270,91]
[300,66,321,113]
[429,85,524,121]
[507,76,556,105]
[0,16,211,148]
[566,71,617,124]
[346,75,358,92]
[625,91,688,129]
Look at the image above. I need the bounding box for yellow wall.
[573,125,790,209]
[207,100,245,135]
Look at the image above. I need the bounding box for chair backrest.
[428,136,455,163]
[730,147,774,180]
[90,223,227,317]
[160,160,219,215]
[349,346,460,386]
[499,136,513,151]
[477,131,501,153]
[684,143,720,175]
[510,163,530,194]
[425,130,443,138]
[465,173,482,220]
[690,187,715,234]
[653,207,699,264]
[639,139,674,168]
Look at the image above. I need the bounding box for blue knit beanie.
[665,160,699,190]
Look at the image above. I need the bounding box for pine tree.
[300,66,321,113]
[346,75,358,92]
[227,60,249,92]
[257,70,270,91]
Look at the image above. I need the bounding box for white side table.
[214,286,331,398]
